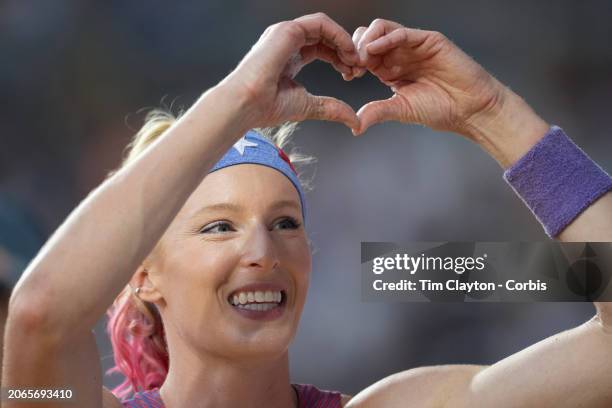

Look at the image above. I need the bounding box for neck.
[159,343,296,408]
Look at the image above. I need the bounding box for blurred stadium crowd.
[1,0,611,395]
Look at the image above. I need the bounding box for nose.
[239,223,280,272]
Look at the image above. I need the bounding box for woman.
[3,13,612,408]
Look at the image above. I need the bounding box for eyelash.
[199,217,302,234]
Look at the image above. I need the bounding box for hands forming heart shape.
[227,13,509,142]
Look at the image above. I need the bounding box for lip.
[227,282,288,322]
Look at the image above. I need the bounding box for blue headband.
[209,130,307,222]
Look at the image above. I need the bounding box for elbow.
[6,287,63,346]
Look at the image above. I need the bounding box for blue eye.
[275,217,301,230]
[201,221,234,234]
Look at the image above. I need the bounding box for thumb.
[303,93,360,131]
[356,96,404,135]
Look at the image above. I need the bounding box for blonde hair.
[106,108,315,400]
[116,109,316,190]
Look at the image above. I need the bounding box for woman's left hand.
[345,18,549,168]
[346,19,506,136]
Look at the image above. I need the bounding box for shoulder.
[343,365,484,408]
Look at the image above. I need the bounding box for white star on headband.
[232,137,258,155]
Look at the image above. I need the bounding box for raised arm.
[2,13,358,407]
[349,18,612,241]
[347,303,612,408]
[343,18,612,408]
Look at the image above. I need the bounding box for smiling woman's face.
[140,164,311,360]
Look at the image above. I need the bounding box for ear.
[129,264,164,304]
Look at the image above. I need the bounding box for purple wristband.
[503,126,612,237]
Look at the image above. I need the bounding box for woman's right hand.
[222,13,360,131]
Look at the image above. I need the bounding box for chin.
[221,327,296,361]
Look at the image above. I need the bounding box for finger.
[355,97,404,135]
[248,21,312,72]
[357,18,403,63]
[350,65,367,80]
[248,17,355,75]
[366,27,430,55]
[352,26,367,49]
[300,44,353,76]
[350,27,368,78]
[340,68,366,81]
[319,39,358,81]
[372,64,405,82]
[294,13,358,66]
[304,93,360,131]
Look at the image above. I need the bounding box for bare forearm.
[466,85,550,171]
[557,192,612,241]
[468,87,612,241]
[464,89,612,404]
[347,316,612,408]
[463,315,612,407]
[10,83,251,335]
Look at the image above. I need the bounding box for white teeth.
[229,290,283,306]
[237,303,278,311]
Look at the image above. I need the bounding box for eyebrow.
[189,199,301,220]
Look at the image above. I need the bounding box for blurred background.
[1,0,611,396]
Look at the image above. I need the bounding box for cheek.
[161,240,239,305]
[281,238,312,299]
[297,249,312,287]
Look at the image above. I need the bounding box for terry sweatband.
[503,125,612,237]
[210,130,307,222]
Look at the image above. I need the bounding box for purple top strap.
[294,383,342,408]
[121,383,342,408]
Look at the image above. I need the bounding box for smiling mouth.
[228,290,287,312]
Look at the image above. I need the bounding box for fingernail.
[358,47,369,62]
